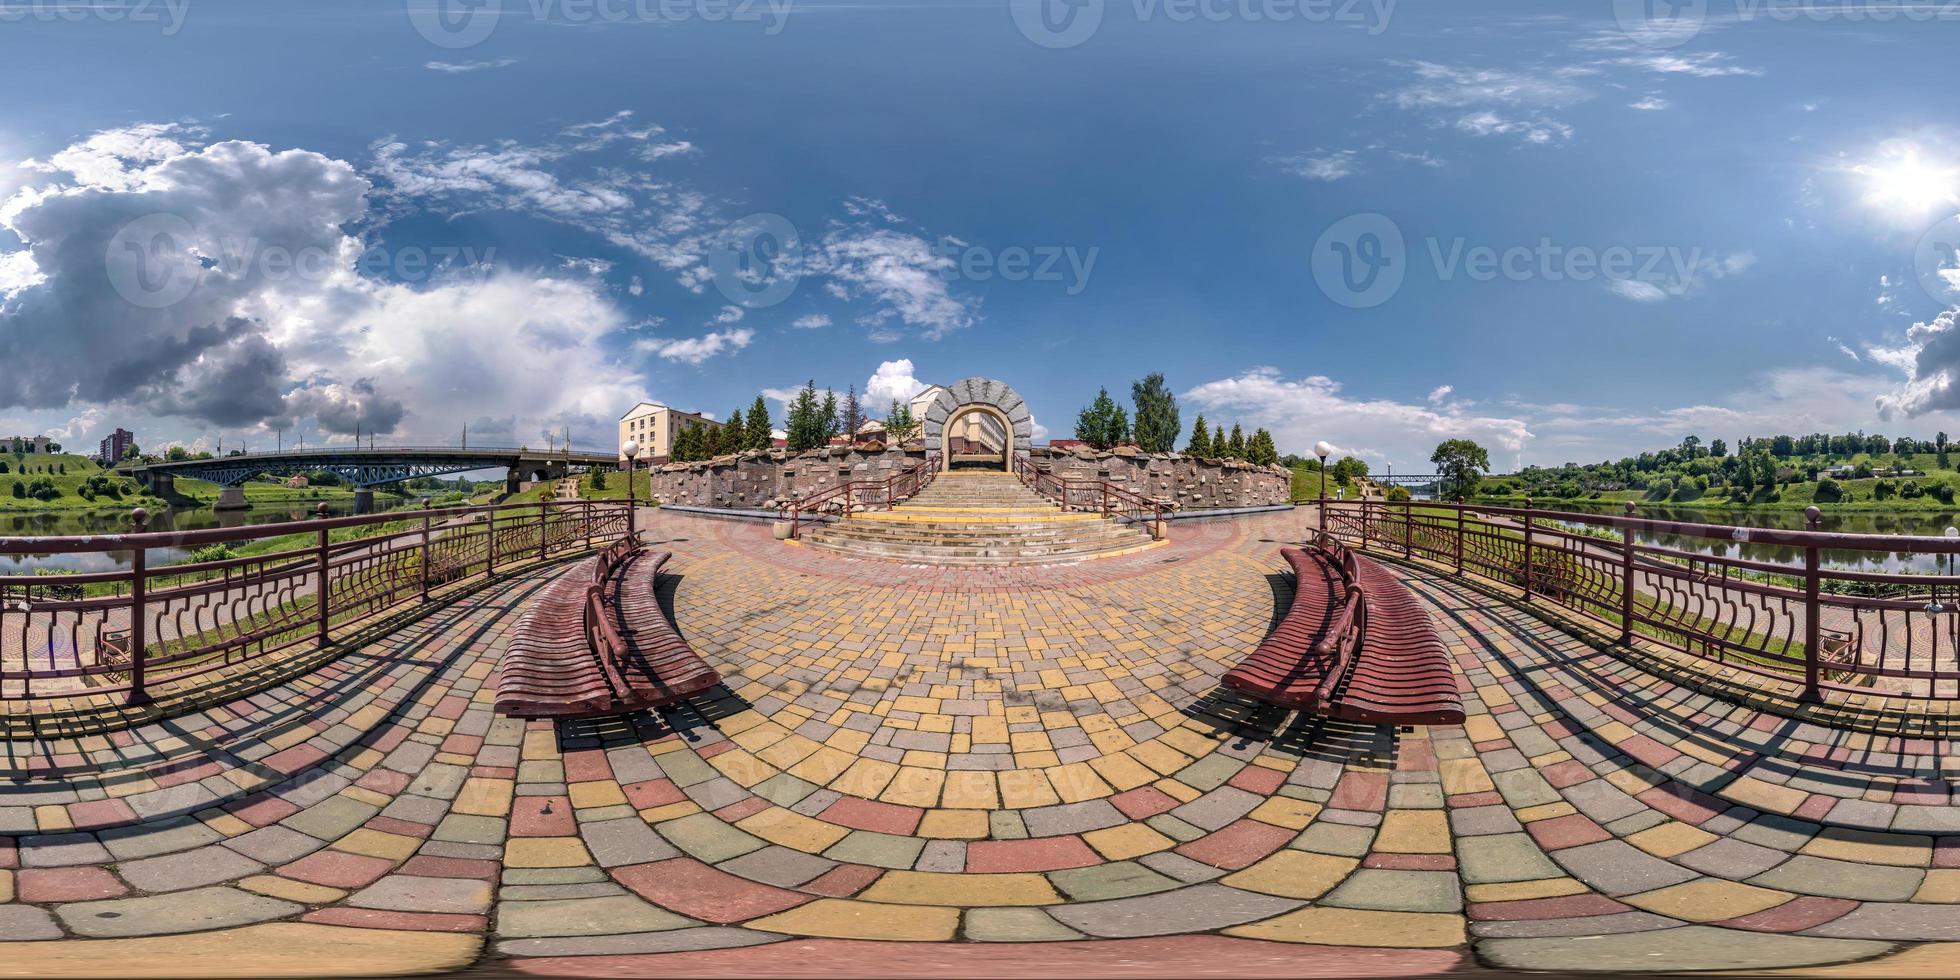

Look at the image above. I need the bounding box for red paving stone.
[16,867,128,902]
[1108,787,1180,820]
[1715,896,1861,933]
[820,797,924,836]
[966,836,1103,873]
[801,863,884,898]
[1172,819,1294,870]
[278,850,397,888]
[510,796,577,837]
[301,908,487,932]
[1524,813,1613,851]
[615,858,815,923]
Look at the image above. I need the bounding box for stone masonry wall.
[646,446,1291,512]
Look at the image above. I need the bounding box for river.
[1535,501,1960,574]
[0,496,421,574]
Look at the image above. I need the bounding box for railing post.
[126,507,150,706]
[1453,500,1465,575]
[486,504,497,579]
[1102,485,1110,519]
[420,497,432,604]
[1802,505,1822,702]
[1402,499,1413,558]
[1521,497,1534,601]
[1619,500,1636,646]
[537,500,548,563]
[315,502,331,649]
[584,499,594,549]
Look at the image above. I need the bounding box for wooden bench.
[495,536,722,719]
[1224,541,1464,726]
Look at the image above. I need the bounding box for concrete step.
[800,536,1161,565]
[807,526,1145,547]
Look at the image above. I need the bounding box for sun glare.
[1855,144,1960,220]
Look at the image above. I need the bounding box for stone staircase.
[799,470,1159,566]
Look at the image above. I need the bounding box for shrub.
[1874,479,1896,500]
[1935,482,1956,504]
[190,543,238,564]
[1385,485,1411,502]
[1901,480,1926,499]
[1814,478,1844,503]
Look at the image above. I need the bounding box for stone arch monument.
[920,377,1034,471]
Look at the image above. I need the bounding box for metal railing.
[1,498,631,708]
[1315,497,1960,702]
[1014,454,1169,535]
[778,455,940,539]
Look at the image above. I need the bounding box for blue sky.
[2,0,1958,471]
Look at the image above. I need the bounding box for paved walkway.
[4,509,1960,976]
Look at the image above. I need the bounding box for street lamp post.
[622,440,640,539]
[1314,440,1333,542]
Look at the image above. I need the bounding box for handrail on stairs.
[777,454,941,540]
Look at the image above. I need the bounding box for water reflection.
[0,496,420,574]
[1544,502,1960,574]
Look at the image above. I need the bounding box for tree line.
[665,383,928,462]
[1072,373,1280,465]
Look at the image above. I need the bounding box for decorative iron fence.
[1316,498,1960,701]
[1014,454,1168,535]
[0,498,631,707]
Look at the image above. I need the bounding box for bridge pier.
[506,467,522,496]
[353,487,374,514]
[214,486,249,511]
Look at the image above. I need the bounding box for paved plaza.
[4,508,1960,976]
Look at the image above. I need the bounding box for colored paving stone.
[16,508,1960,975]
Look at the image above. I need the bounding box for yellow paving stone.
[566,781,629,809]
[335,829,421,862]
[899,750,948,769]
[1800,827,1934,867]
[1128,741,1193,776]
[1045,762,1114,803]
[1086,752,1157,792]
[1624,879,1796,922]
[1227,907,1466,948]
[747,899,960,942]
[707,749,777,788]
[1158,726,1221,759]
[1515,802,1578,823]
[970,717,1010,743]
[830,758,901,799]
[431,752,473,767]
[1528,751,1574,768]
[341,786,393,808]
[755,733,824,769]
[788,746,859,786]
[1376,810,1451,854]
[1222,851,1359,900]
[504,837,592,868]
[739,807,852,853]
[1594,721,1638,745]
[917,809,991,839]
[1464,878,1590,904]
[860,871,1062,907]
[1723,776,1809,815]
[0,922,481,978]
[1083,822,1176,861]
[639,801,702,823]
[880,766,946,808]
[0,869,12,903]
[521,731,559,759]
[1746,942,1960,978]
[825,729,872,755]
[1013,750,1062,770]
[1462,715,1505,743]
[1440,757,1495,795]
[1249,795,1322,830]
[196,810,255,838]
[996,768,1062,809]
[1627,822,1720,858]
[1009,731,1054,753]
[917,714,956,735]
[451,777,514,817]
[1603,767,1662,796]
[238,875,346,904]
[1154,778,1202,803]
[940,771,1001,810]
[33,805,72,833]
[1913,869,1960,903]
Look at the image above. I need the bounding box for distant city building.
[6,435,52,454]
[909,384,947,421]
[98,428,134,464]
[617,402,721,463]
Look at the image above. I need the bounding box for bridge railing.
[0,498,632,710]
[1315,497,1960,703]
[131,445,619,467]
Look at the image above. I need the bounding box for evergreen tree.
[841,385,863,443]
[1226,423,1246,459]
[747,396,773,451]
[885,400,918,445]
[819,388,841,445]
[1074,387,1126,450]
[1129,372,1180,453]
[590,465,608,490]
[701,422,721,458]
[1212,425,1226,457]
[787,381,826,451]
[1186,414,1212,457]
[1248,428,1279,466]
